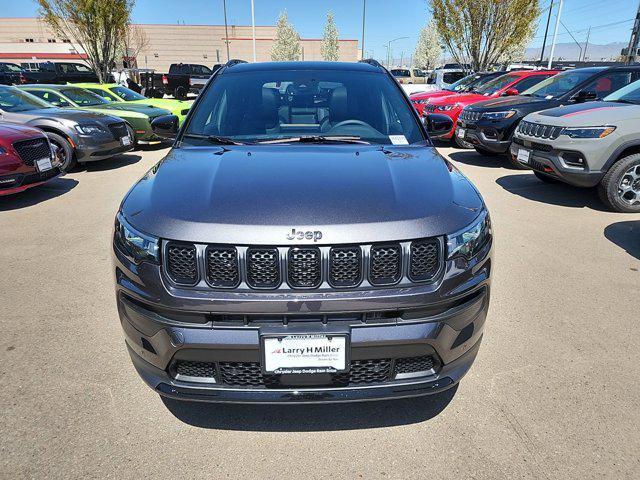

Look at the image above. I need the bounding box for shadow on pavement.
[162,385,458,431]
[82,154,142,172]
[496,174,608,210]
[604,221,640,260]
[447,149,510,169]
[0,177,78,211]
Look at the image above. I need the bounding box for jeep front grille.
[164,238,442,290]
[12,137,50,166]
[518,120,562,140]
[459,110,482,123]
[108,122,128,140]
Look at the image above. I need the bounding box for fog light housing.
[559,151,586,169]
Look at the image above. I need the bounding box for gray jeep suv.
[113,60,493,403]
[511,78,640,212]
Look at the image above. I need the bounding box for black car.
[21,61,103,84]
[0,62,26,85]
[456,66,640,167]
[161,63,214,99]
[112,59,493,403]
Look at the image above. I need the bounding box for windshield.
[183,68,425,145]
[4,63,23,72]
[61,88,108,106]
[604,78,640,103]
[476,74,518,95]
[110,86,146,101]
[391,69,411,77]
[522,70,594,98]
[0,86,50,112]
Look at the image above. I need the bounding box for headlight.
[74,124,105,135]
[435,104,456,111]
[482,110,516,120]
[0,147,7,155]
[114,213,159,264]
[561,126,616,138]
[446,210,492,260]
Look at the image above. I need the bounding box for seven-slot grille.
[108,122,128,140]
[459,110,482,122]
[165,239,442,289]
[246,248,280,288]
[12,137,50,166]
[166,243,198,284]
[518,120,563,140]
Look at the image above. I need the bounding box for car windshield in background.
[0,86,50,112]
[604,79,640,104]
[476,74,517,95]
[61,88,108,106]
[447,73,480,91]
[183,69,424,145]
[442,71,465,84]
[522,70,594,98]
[111,86,146,101]
[3,63,23,72]
[391,69,411,77]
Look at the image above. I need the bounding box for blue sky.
[4,0,637,61]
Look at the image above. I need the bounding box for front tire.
[598,153,640,212]
[46,132,76,172]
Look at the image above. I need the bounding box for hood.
[531,101,640,125]
[0,122,44,137]
[78,106,148,119]
[90,103,171,117]
[429,92,489,107]
[21,107,115,123]
[466,95,550,111]
[121,145,485,245]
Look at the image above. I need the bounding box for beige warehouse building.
[0,17,360,71]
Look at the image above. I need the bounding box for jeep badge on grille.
[286,229,323,242]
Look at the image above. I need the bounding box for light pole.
[361,0,367,60]
[547,0,563,69]
[222,0,230,61]
[385,36,409,67]
[251,0,256,62]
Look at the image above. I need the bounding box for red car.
[410,71,507,115]
[0,123,60,196]
[424,70,560,144]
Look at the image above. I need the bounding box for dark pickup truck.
[161,63,213,99]
[0,62,26,85]
[22,62,101,84]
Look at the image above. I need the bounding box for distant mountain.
[525,42,626,62]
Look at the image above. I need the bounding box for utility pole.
[625,1,640,64]
[538,1,553,65]
[547,0,563,69]
[251,0,256,62]
[222,0,230,61]
[583,26,591,62]
[361,0,367,59]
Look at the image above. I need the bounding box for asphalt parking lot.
[1,144,639,480]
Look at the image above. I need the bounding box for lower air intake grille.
[329,246,362,287]
[167,243,198,284]
[394,355,435,375]
[12,137,50,166]
[218,362,277,387]
[206,246,239,288]
[335,359,392,385]
[246,248,280,288]
[369,244,402,285]
[288,247,321,288]
[175,361,216,379]
[409,240,440,281]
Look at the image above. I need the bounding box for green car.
[75,83,193,126]
[19,84,174,145]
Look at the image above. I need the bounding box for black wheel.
[174,86,187,100]
[533,171,561,184]
[474,146,493,156]
[46,132,76,172]
[598,153,640,213]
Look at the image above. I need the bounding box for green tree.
[271,11,302,61]
[413,20,442,69]
[429,0,539,71]
[321,11,340,61]
[37,0,133,82]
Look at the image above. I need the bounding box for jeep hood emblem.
[286,228,323,242]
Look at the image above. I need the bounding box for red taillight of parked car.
[162,74,168,85]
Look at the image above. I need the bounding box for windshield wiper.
[182,133,247,145]
[257,135,370,145]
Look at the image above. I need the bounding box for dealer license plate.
[121,135,132,146]
[517,149,531,164]
[457,128,466,138]
[36,158,53,172]
[262,334,348,374]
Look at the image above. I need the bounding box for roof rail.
[359,58,384,69]
[224,59,248,68]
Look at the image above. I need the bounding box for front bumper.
[114,239,492,403]
[75,135,134,162]
[0,166,61,196]
[510,137,604,187]
[457,118,515,153]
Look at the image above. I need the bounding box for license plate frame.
[35,157,53,172]
[457,127,466,138]
[261,333,350,375]
[517,148,531,164]
[121,135,132,146]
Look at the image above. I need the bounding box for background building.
[0,17,359,71]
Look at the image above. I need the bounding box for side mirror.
[151,114,178,141]
[423,113,454,138]
[573,90,597,102]
[503,88,519,96]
